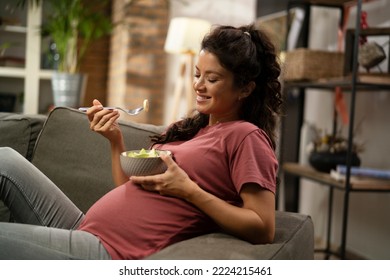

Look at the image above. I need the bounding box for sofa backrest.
[31,107,165,213]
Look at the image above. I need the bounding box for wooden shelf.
[283,162,390,191]
[0,66,26,78]
[0,25,27,33]
[292,0,376,8]
[284,74,390,90]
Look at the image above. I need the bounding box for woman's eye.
[208,78,217,83]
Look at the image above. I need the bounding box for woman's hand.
[86,99,122,143]
[86,99,128,186]
[130,154,198,199]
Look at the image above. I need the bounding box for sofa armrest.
[146,211,314,260]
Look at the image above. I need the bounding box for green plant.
[16,0,112,73]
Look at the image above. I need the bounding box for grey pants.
[0,147,111,259]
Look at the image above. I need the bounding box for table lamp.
[164,17,211,122]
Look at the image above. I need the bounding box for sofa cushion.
[0,113,46,161]
[146,211,314,259]
[31,107,165,213]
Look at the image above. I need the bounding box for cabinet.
[0,0,54,114]
[280,0,390,259]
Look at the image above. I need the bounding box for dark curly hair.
[152,23,283,149]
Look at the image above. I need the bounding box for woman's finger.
[160,153,175,168]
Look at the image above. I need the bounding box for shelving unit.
[0,0,54,114]
[280,0,390,259]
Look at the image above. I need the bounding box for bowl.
[120,149,171,176]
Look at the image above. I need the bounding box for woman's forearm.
[186,183,274,244]
[110,137,128,187]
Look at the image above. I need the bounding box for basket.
[283,48,345,81]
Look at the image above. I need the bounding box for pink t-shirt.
[77,120,278,259]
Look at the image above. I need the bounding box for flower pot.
[51,73,87,108]
[309,151,361,173]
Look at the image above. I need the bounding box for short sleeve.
[230,129,278,194]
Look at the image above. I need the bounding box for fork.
[78,106,144,116]
[78,100,148,116]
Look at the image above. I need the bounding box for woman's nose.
[193,77,204,91]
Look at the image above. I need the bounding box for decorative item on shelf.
[358,42,386,71]
[306,129,363,173]
[357,11,387,72]
[18,0,112,108]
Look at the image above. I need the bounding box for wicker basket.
[283,48,345,81]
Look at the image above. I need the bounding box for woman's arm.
[86,99,129,187]
[187,182,275,244]
[108,134,128,186]
[130,154,275,244]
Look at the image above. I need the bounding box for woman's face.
[193,50,244,125]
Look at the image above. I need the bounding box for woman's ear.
[239,81,256,100]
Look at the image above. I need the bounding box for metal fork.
[78,100,148,116]
[78,106,144,116]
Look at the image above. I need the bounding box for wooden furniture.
[0,1,53,114]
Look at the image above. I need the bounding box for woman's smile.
[196,94,211,103]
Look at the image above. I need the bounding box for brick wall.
[79,0,111,107]
[108,0,169,125]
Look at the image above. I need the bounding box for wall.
[108,0,169,125]
[298,0,390,259]
[78,0,111,107]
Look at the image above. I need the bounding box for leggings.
[0,147,111,259]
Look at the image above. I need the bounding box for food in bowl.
[126,148,159,158]
[120,149,171,177]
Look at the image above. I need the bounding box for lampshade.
[164,17,212,55]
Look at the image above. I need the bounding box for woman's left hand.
[130,154,198,199]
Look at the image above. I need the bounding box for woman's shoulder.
[222,121,273,148]
[203,120,267,141]
[221,120,260,134]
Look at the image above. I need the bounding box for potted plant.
[17,0,112,107]
[306,128,364,173]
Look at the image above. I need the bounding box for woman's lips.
[196,95,210,102]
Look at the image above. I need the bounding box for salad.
[126,148,159,158]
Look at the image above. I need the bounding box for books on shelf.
[334,165,390,180]
[356,74,390,85]
[330,165,390,190]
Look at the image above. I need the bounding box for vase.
[51,73,88,108]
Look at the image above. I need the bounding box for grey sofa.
[0,107,314,259]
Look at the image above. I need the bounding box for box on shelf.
[282,48,345,81]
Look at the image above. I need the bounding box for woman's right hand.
[86,99,128,186]
[86,99,122,143]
